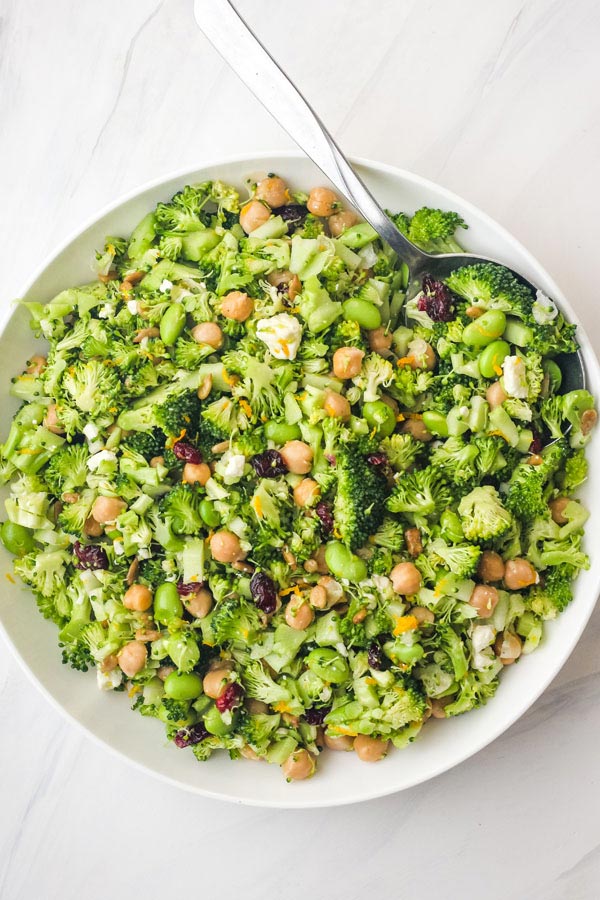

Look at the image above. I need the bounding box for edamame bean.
[199,498,221,528]
[264,420,301,444]
[389,642,424,666]
[439,509,464,542]
[306,647,350,684]
[362,400,396,437]
[542,359,562,395]
[342,298,382,330]
[421,410,449,437]
[160,303,186,345]
[154,582,183,624]
[324,541,368,582]
[0,521,35,556]
[164,671,203,700]
[204,704,235,736]
[478,340,510,378]
[462,310,506,347]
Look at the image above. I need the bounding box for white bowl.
[1,152,599,808]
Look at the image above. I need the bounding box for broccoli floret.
[380,433,422,471]
[333,446,388,550]
[352,353,394,403]
[505,440,568,521]
[201,396,243,441]
[444,672,498,716]
[211,596,262,646]
[300,214,325,238]
[525,513,589,571]
[427,538,481,577]
[138,556,167,588]
[325,677,427,737]
[43,444,89,495]
[339,614,368,649]
[427,370,473,414]
[237,711,281,755]
[123,428,165,461]
[56,490,95,534]
[390,367,434,409]
[429,437,479,486]
[557,450,588,493]
[159,484,204,535]
[386,467,452,519]
[458,485,513,542]
[242,660,292,706]
[62,359,122,416]
[155,391,200,439]
[445,263,533,319]
[224,351,295,422]
[61,639,94,672]
[14,549,71,598]
[370,517,405,551]
[473,435,507,477]
[529,565,576,619]
[173,338,214,370]
[404,207,467,254]
[328,319,367,354]
[161,698,191,722]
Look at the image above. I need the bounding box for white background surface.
[1,1,600,897]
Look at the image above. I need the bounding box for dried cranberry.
[418,275,455,322]
[174,722,209,748]
[367,642,388,670]
[250,449,287,478]
[176,581,206,595]
[315,501,334,535]
[172,441,202,464]
[216,683,244,713]
[279,204,307,228]
[367,452,388,467]
[529,433,543,455]
[304,706,331,726]
[250,571,278,614]
[73,541,108,571]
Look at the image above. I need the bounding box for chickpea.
[293,478,320,508]
[323,389,351,420]
[135,628,161,642]
[91,496,127,524]
[239,199,271,234]
[430,697,451,719]
[210,530,245,563]
[504,558,538,590]
[267,269,293,289]
[281,749,315,781]
[183,587,213,619]
[354,734,389,763]
[285,596,315,630]
[157,665,175,681]
[148,456,164,469]
[549,496,570,525]
[280,440,313,474]
[486,381,508,409]
[203,667,232,700]
[43,403,65,435]
[26,354,46,375]
[407,342,436,371]
[220,291,254,322]
[333,346,364,379]
[312,545,330,574]
[409,606,435,625]
[183,462,211,485]
[401,418,432,442]
[197,374,213,401]
[83,516,103,538]
[581,408,598,435]
[117,641,148,678]
[367,327,393,355]
[324,732,354,751]
[477,550,505,583]
[469,584,499,618]
[404,527,423,558]
[307,187,338,218]
[255,175,289,208]
[191,321,223,349]
[101,654,118,673]
[390,562,422,595]
[240,745,261,761]
[494,631,523,665]
[123,583,153,612]
[309,584,328,609]
[246,698,269,715]
[328,209,359,237]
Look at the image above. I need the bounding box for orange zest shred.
[493,364,503,376]
[166,428,186,449]
[328,725,358,737]
[222,369,238,387]
[397,356,412,367]
[393,614,419,636]
[279,584,302,597]
[273,701,292,714]
[5,573,15,584]
[251,495,263,518]
[239,399,253,418]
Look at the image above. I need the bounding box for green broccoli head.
[443,671,498,716]
[427,538,481,577]
[505,441,568,521]
[123,428,165,461]
[457,485,513,542]
[158,483,204,535]
[386,466,452,520]
[211,596,262,646]
[333,445,388,550]
[155,390,201,439]
[529,565,575,619]
[43,444,89,495]
[380,433,422,472]
[557,449,588,493]
[62,359,121,416]
[405,207,467,254]
[445,263,533,319]
[429,436,480,487]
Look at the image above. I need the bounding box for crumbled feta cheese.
[502,355,528,398]
[113,540,124,556]
[215,451,246,484]
[159,279,173,293]
[407,337,429,364]
[86,449,117,471]
[357,242,378,268]
[127,299,139,314]
[372,574,392,595]
[98,303,115,319]
[256,313,303,360]
[459,405,470,417]
[532,289,558,325]
[471,624,496,653]
[83,423,99,441]
[97,667,123,691]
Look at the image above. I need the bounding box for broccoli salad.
[1,174,596,781]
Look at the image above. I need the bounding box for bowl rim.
[2,149,599,808]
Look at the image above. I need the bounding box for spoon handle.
[193,0,425,269]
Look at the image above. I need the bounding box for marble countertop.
[2,1,600,897]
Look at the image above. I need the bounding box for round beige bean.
[494,631,523,665]
[183,587,213,619]
[408,606,435,625]
[83,516,103,538]
[390,562,422,595]
[210,530,245,563]
[318,575,344,607]
[123,583,153,612]
[307,187,338,217]
[333,346,365,379]
[191,321,223,349]
[285,596,315,630]
[203,667,232,700]
[406,342,436,371]
[328,209,359,236]
[43,403,65,435]
[197,374,213,400]
[280,440,313,474]
[312,545,329,574]
[240,745,261,761]
[477,550,505,583]
[504,558,538,590]
[157,665,176,681]
[255,175,289,208]
[281,749,315,781]
[239,199,271,234]
[220,291,254,322]
[486,381,508,409]
[401,418,432,442]
[549,496,570,525]
[367,327,393,355]
[117,641,148,678]
[430,697,451,719]
[324,732,355,751]
[354,734,389,762]
[323,389,351,420]
[91,496,127,524]
[465,305,484,319]
[101,654,118,673]
[469,584,500,618]
[293,478,320,508]
[183,462,211,485]
[267,269,293,288]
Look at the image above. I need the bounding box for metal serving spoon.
[193,0,583,391]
